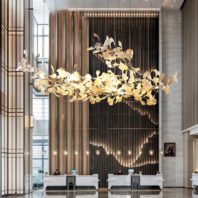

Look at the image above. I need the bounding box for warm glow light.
[74,151,78,155]
[160,150,164,155]
[96,150,100,155]
[106,151,110,155]
[124,101,158,125]
[91,141,158,167]
[86,150,90,155]
[90,130,158,167]
[117,150,121,155]
[149,150,154,156]
[64,150,68,155]
[128,150,132,155]
[53,150,57,155]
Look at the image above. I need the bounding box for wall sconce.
[117,150,121,155]
[160,150,164,156]
[149,150,154,156]
[53,150,57,155]
[96,150,100,155]
[128,150,132,155]
[86,150,90,155]
[74,151,78,155]
[25,115,34,128]
[64,150,68,155]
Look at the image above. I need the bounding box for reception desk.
[108,174,164,190]
[44,174,99,192]
[192,174,198,188]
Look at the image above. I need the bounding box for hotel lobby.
[1,0,198,197]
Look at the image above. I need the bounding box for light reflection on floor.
[6,188,197,198]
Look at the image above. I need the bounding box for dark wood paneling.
[182,0,198,130]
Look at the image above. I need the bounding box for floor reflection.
[6,188,196,198]
[43,191,162,198]
[193,189,198,198]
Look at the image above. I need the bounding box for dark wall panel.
[88,11,159,188]
[182,0,198,130]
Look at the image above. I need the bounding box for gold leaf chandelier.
[17,34,177,106]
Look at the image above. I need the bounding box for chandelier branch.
[17,34,177,106]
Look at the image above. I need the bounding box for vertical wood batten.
[49,11,89,174]
[57,12,65,173]
[73,12,81,173]
[65,11,73,173]
[82,15,89,174]
[49,12,58,173]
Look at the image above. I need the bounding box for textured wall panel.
[161,9,182,187]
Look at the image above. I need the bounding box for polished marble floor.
[6,188,197,198]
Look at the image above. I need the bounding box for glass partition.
[32,0,49,189]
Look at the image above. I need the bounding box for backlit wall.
[88,11,159,187]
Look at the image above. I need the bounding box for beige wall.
[161,9,183,187]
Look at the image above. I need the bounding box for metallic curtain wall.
[88,11,159,188]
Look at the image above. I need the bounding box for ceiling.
[45,0,184,11]
[33,0,184,24]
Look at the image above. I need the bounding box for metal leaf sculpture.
[16,50,35,72]
[25,34,177,106]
